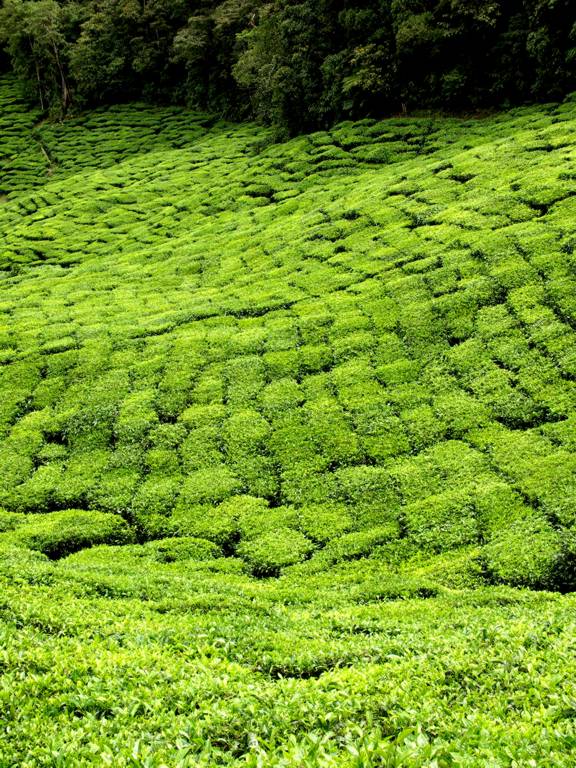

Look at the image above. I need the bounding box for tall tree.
[0,0,82,114]
[1,0,575,132]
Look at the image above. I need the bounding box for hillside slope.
[1,77,576,765]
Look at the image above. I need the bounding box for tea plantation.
[1,75,576,765]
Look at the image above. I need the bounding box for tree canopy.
[1,0,575,132]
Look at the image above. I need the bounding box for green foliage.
[171,503,237,547]
[137,536,221,563]
[1,78,576,766]
[315,525,399,568]
[177,466,242,506]
[482,515,565,590]
[131,475,182,519]
[1,0,576,134]
[0,0,80,115]
[0,509,23,532]
[5,509,134,559]
[333,466,399,528]
[237,527,314,576]
[404,490,478,553]
[296,504,352,544]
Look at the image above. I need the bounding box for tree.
[0,0,82,115]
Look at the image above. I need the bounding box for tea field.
[1,75,576,765]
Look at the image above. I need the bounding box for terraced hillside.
[1,75,576,765]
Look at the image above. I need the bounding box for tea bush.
[5,509,134,559]
[482,515,564,590]
[137,536,221,563]
[1,77,576,765]
[316,525,399,567]
[238,528,315,576]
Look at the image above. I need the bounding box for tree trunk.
[52,41,69,115]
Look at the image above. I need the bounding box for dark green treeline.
[1,0,575,134]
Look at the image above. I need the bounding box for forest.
[1,0,576,134]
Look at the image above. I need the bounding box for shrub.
[391,441,490,504]
[471,367,543,427]
[156,366,200,420]
[223,410,270,463]
[88,469,140,514]
[171,503,237,546]
[8,463,65,513]
[447,338,490,384]
[481,435,576,526]
[238,528,314,576]
[0,448,34,497]
[488,330,532,370]
[296,504,352,544]
[115,390,158,442]
[318,525,399,566]
[269,414,321,467]
[148,423,187,450]
[230,327,266,356]
[333,465,400,527]
[266,317,299,351]
[178,404,226,430]
[482,516,563,590]
[58,373,128,448]
[33,375,67,409]
[377,359,420,386]
[140,536,221,563]
[404,490,479,553]
[299,344,332,373]
[385,382,430,410]
[224,355,265,406]
[9,509,134,559]
[231,455,279,499]
[298,313,331,345]
[144,448,180,474]
[131,511,178,542]
[177,466,242,506]
[373,332,406,365]
[6,410,49,454]
[131,475,182,518]
[541,415,576,452]
[180,427,223,472]
[191,367,225,405]
[330,358,374,391]
[280,464,335,506]
[300,371,334,401]
[523,452,576,528]
[401,405,445,450]
[356,407,411,463]
[236,500,298,541]
[0,509,23,532]
[403,547,486,590]
[474,481,534,538]
[332,331,374,362]
[263,350,300,380]
[0,543,52,582]
[305,397,361,467]
[398,300,441,353]
[433,392,490,438]
[434,293,475,343]
[260,379,303,419]
[59,449,109,507]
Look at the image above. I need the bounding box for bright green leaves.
[6,508,134,559]
[238,528,315,576]
[2,81,576,595]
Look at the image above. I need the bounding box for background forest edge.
[0,0,575,136]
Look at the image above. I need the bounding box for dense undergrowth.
[1,75,576,765]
